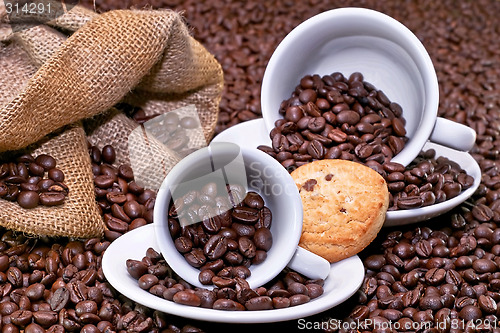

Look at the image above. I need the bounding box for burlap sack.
[0,5,224,237]
[0,6,224,152]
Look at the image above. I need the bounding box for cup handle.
[429,117,476,152]
[287,246,331,280]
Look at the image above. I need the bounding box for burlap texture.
[0,5,223,237]
[0,124,105,238]
[0,6,224,152]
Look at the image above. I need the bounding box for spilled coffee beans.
[127,247,324,311]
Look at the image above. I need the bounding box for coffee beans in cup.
[258,71,409,172]
[167,182,273,286]
[258,71,476,211]
[0,153,69,209]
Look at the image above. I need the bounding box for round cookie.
[291,159,389,263]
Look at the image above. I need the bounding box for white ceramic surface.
[212,119,481,226]
[102,224,364,324]
[154,143,330,289]
[260,7,475,167]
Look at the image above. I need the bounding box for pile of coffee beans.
[88,143,156,242]
[127,247,324,311]
[0,153,68,209]
[258,72,408,173]
[1,0,495,331]
[0,143,200,333]
[336,214,500,332]
[169,182,273,285]
[384,150,475,210]
[0,226,200,333]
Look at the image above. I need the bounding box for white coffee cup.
[261,7,476,167]
[154,142,331,289]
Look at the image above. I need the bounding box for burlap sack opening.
[0,124,105,238]
[0,5,223,237]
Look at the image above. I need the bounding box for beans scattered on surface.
[385,149,475,210]
[127,247,324,311]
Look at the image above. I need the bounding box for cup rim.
[153,144,304,289]
[261,7,439,167]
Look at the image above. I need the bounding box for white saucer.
[212,119,481,227]
[102,224,364,324]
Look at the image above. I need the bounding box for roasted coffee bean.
[101,145,116,164]
[123,200,142,219]
[458,305,482,321]
[103,214,128,233]
[174,237,193,253]
[75,300,98,316]
[243,192,264,209]
[307,139,325,159]
[11,309,33,326]
[203,234,228,260]
[251,250,267,265]
[7,266,23,287]
[198,269,215,285]
[138,274,159,290]
[230,223,254,237]
[238,237,256,258]
[201,216,221,233]
[35,154,56,170]
[17,190,40,209]
[126,259,148,279]
[245,296,273,310]
[184,249,206,268]
[232,206,259,224]
[224,251,243,265]
[25,283,45,300]
[33,310,58,327]
[212,298,245,311]
[289,294,310,306]
[472,258,497,273]
[253,227,273,251]
[256,207,272,229]
[48,168,65,182]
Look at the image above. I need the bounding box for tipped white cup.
[154,142,330,289]
[261,7,476,167]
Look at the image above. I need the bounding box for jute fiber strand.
[0,6,224,152]
[0,124,105,238]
